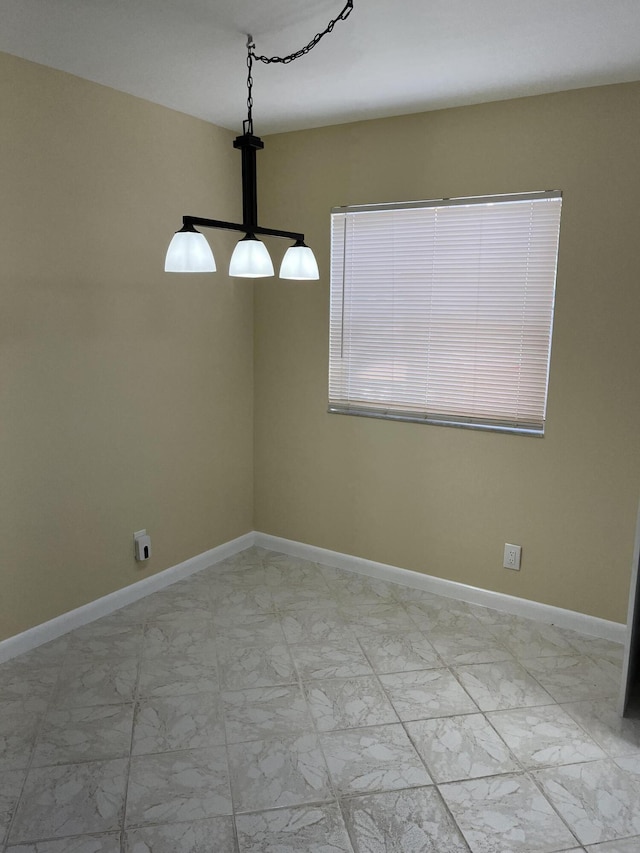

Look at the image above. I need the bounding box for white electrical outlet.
[503,543,522,570]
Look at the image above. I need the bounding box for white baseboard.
[0,532,255,664]
[2,528,626,665]
[255,532,626,644]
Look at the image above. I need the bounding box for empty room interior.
[1,1,640,851]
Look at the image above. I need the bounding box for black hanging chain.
[243,0,354,133]
[244,34,256,135]
[251,0,354,65]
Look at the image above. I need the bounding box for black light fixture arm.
[183,216,304,244]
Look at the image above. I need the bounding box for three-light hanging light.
[165,2,354,280]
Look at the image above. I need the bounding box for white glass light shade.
[229,235,274,278]
[279,242,320,280]
[165,228,216,273]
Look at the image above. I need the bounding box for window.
[329,191,562,436]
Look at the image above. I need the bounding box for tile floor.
[0,547,639,852]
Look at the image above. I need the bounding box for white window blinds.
[329,192,562,435]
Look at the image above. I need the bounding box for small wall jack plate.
[134,529,152,561]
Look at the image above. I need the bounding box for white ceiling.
[1,0,640,135]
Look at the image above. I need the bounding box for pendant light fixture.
[165,1,354,280]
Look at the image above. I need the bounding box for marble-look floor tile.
[67,622,144,660]
[137,656,218,698]
[613,752,640,775]
[212,562,266,590]
[357,632,441,674]
[393,585,455,605]
[213,567,268,591]
[0,664,59,704]
[455,660,554,711]
[7,834,121,852]
[228,733,332,812]
[328,577,399,608]
[561,700,640,757]
[0,770,28,846]
[486,616,576,659]
[236,803,353,853]
[339,604,418,638]
[124,816,237,852]
[562,634,625,666]
[487,705,606,768]
[464,602,513,626]
[223,686,312,744]
[0,697,48,716]
[9,759,128,843]
[96,598,150,625]
[321,724,432,795]
[316,564,354,584]
[341,785,469,853]
[218,546,266,571]
[3,637,69,670]
[305,677,399,732]
[322,571,397,596]
[141,618,215,661]
[33,704,135,766]
[177,570,224,593]
[214,613,286,647]
[379,669,477,721]
[291,640,373,681]
[440,772,577,853]
[53,658,138,708]
[263,555,326,587]
[271,584,339,611]
[584,838,640,852]
[533,759,640,846]
[132,692,224,755]
[210,586,274,617]
[406,713,518,783]
[280,608,353,645]
[403,600,483,635]
[143,590,212,622]
[126,747,231,827]
[594,656,624,685]
[521,656,619,704]
[428,630,512,666]
[0,704,41,771]
[217,643,296,690]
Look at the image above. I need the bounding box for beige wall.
[2,53,638,639]
[0,53,254,641]
[255,83,640,623]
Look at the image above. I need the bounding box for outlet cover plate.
[503,543,522,570]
